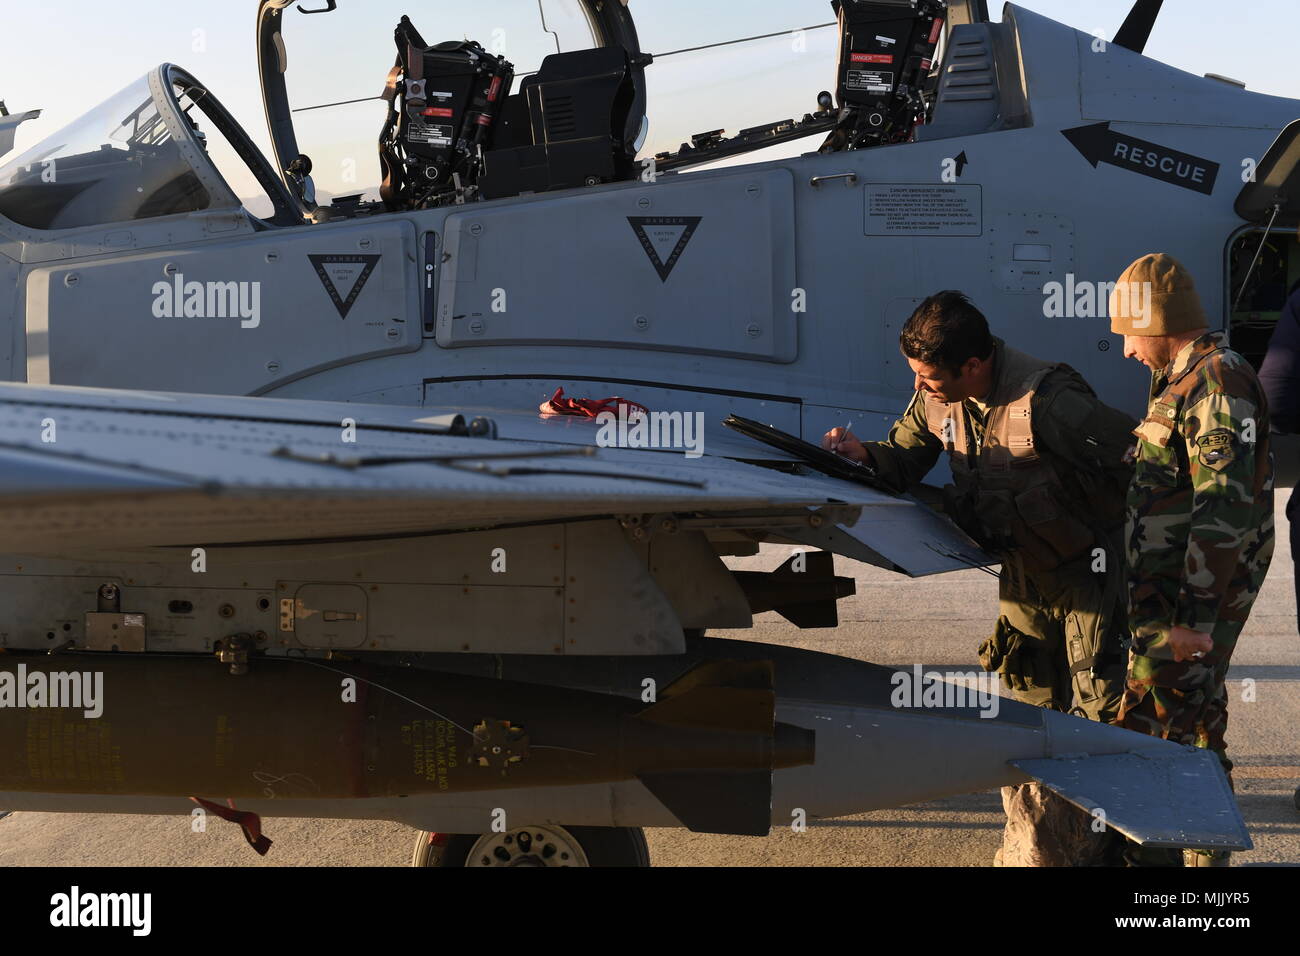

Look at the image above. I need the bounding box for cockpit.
[263,0,963,218]
[0,1,999,232]
[0,67,299,231]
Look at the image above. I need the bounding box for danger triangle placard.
[308,254,382,318]
[627,216,703,282]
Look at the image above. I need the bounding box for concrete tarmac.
[2,506,1296,867]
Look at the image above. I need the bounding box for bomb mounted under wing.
[0,656,814,839]
[0,383,1251,859]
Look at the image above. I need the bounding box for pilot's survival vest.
[923,347,1123,574]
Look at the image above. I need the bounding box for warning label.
[846,70,893,93]
[864,184,982,236]
[408,122,452,146]
[308,253,382,319]
[627,216,703,282]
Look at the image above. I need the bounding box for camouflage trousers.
[1115,618,1249,866]
[980,551,1129,866]
[1116,623,1244,776]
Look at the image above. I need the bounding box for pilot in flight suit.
[824,291,1136,865]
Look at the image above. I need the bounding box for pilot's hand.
[1168,626,1214,663]
[822,428,869,464]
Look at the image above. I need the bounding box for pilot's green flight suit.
[865,338,1136,864]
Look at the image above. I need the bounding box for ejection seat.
[478,47,641,199]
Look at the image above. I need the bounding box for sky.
[3,0,1299,202]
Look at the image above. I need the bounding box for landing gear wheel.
[412,825,650,867]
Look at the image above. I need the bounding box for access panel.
[436,168,798,362]
[24,219,419,394]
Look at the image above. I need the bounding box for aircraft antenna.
[1113,0,1164,54]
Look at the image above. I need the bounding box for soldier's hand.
[1167,626,1214,662]
[823,428,869,464]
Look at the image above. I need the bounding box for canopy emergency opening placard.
[865,184,983,236]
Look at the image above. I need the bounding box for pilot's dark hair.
[900,291,994,377]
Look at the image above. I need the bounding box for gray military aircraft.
[0,0,1287,865]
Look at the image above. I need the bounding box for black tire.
[413,825,650,867]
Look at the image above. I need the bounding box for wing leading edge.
[0,382,990,575]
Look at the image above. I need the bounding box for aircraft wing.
[0,382,990,575]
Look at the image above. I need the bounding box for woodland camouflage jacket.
[1126,332,1275,653]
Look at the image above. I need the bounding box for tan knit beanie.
[1109,253,1209,336]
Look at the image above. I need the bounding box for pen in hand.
[833,421,853,454]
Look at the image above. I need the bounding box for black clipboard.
[722,414,898,495]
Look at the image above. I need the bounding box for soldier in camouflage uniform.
[823,291,1137,865]
[1110,253,1275,868]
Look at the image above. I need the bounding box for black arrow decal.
[954,150,968,178]
[1061,122,1218,195]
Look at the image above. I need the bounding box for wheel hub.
[465,825,591,867]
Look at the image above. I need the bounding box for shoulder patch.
[1194,428,1237,470]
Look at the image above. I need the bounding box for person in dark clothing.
[1257,282,1300,635]
[1258,280,1300,816]
[1259,283,1300,432]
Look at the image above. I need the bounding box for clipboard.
[722,414,898,495]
